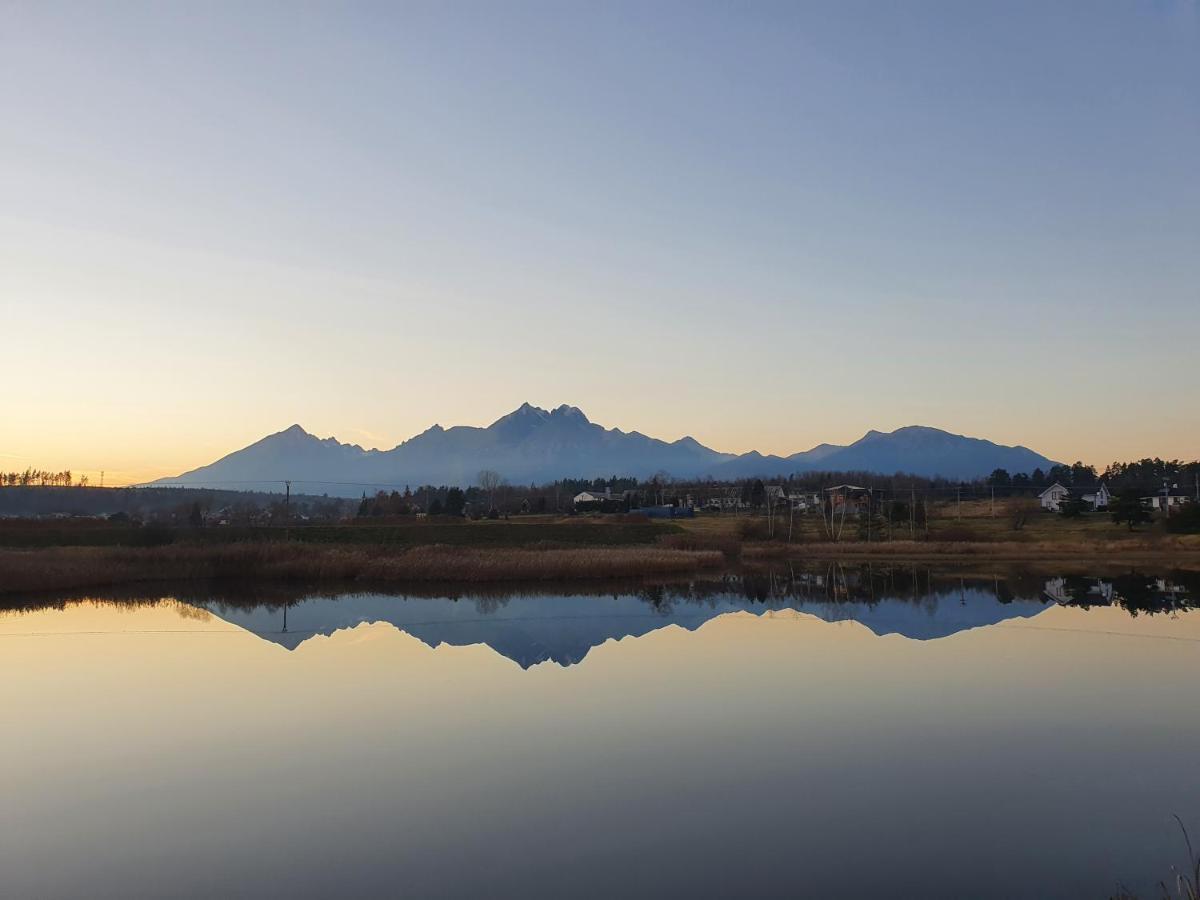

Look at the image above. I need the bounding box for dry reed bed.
[0,543,724,596]
[741,536,1200,562]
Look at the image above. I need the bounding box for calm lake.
[3,566,1199,899]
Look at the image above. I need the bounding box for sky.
[2,1,1197,484]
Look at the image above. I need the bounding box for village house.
[789,491,822,511]
[1079,483,1112,510]
[760,486,816,511]
[823,485,871,514]
[703,496,746,511]
[1042,577,1116,605]
[1141,494,1191,511]
[702,487,749,511]
[572,488,635,510]
[1038,482,1111,512]
[573,489,612,505]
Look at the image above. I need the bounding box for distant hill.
[794,425,1057,481]
[150,403,1060,495]
[710,425,1058,482]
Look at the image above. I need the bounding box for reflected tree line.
[3,566,1197,622]
[632,565,1200,618]
[1050,571,1200,616]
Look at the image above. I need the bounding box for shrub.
[1165,502,1200,534]
[131,522,175,547]
[736,518,771,541]
[1058,497,1088,518]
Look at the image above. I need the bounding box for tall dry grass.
[0,543,724,596]
[1111,815,1200,900]
[656,531,743,561]
[741,536,1200,562]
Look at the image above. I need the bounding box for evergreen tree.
[1058,496,1087,518]
[444,487,466,516]
[1111,492,1151,531]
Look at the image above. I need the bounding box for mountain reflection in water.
[3,564,1200,900]
[5,565,1197,669]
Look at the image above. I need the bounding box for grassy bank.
[672,509,1200,563]
[739,537,1200,564]
[0,519,678,549]
[0,543,724,597]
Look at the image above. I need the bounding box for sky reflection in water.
[2,568,1199,899]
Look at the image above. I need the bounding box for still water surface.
[3,568,1199,899]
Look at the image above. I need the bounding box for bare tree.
[649,470,672,506]
[478,469,503,511]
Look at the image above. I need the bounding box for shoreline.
[743,539,1200,565]
[2,538,1199,598]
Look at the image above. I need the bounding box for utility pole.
[284,480,291,541]
[990,485,995,518]
[957,486,961,519]
[100,471,104,488]
[910,486,915,540]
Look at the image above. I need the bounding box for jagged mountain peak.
[264,424,359,448]
[550,404,588,422]
[489,403,552,434]
[493,402,550,423]
[487,403,594,435]
[268,423,316,441]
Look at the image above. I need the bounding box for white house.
[1141,494,1190,511]
[788,491,821,511]
[1039,483,1071,511]
[1043,576,1116,605]
[573,489,613,505]
[703,496,746,511]
[1039,482,1111,512]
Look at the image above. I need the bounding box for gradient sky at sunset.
[3,1,1197,484]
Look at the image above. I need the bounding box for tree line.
[348,455,1200,521]
[1,469,88,487]
[986,458,1200,496]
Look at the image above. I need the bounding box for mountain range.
[151,402,1059,494]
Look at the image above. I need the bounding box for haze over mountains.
[151,403,1059,495]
